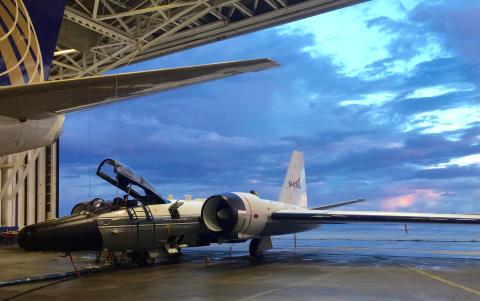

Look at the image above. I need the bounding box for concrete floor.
[1,245,480,301]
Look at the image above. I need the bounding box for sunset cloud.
[380,189,442,211]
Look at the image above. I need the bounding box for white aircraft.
[18,151,480,265]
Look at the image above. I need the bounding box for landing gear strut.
[249,236,272,258]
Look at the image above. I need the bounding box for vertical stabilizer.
[278,151,307,208]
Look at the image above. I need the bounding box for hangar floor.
[1,243,480,301]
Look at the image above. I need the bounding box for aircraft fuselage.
[18,193,317,254]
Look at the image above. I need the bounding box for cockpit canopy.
[96,159,165,204]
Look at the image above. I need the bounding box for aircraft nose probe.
[18,213,102,252]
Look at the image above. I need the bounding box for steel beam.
[127,0,367,64]
[64,7,137,44]
[51,0,366,79]
[97,2,200,21]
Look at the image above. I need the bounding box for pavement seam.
[236,270,341,300]
[400,264,480,297]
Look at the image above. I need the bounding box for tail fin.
[0,0,67,86]
[278,151,307,208]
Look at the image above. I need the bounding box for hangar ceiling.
[51,0,365,80]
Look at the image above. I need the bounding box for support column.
[26,150,36,225]
[37,150,46,222]
[17,169,25,228]
[0,157,3,227]
[47,141,58,220]
[0,155,12,226]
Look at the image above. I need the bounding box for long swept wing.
[272,209,480,224]
[0,59,278,120]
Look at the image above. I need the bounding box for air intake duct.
[201,193,245,233]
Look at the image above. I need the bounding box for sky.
[59,0,480,216]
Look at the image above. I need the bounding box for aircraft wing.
[272,209,480,224]
[0,59,278,120]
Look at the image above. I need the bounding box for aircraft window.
[96,158,166,204]
[117,164,157,193]
[101,162,118,182]
[128,183,147,199]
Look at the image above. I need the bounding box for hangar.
[2,2,480,300]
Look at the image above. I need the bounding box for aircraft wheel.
[113,256,130,268]
[136,252,155,267]
[249,238,264,258]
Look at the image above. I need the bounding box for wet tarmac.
[1,224,480,301]
[0,248,480,300]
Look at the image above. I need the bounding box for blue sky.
[59,0,480,216]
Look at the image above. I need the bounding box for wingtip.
[263,58,281,67]
[247,58,280,68]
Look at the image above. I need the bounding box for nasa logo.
[288,177,301,189]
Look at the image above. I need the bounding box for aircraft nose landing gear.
[129,251,155,267]
[249,236,272,258]
[138,252,156,267]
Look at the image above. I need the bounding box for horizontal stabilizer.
[0,59,279,119]
[310,198,365,210]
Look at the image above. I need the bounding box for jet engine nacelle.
[0,115,64,155]
[201,192,280,238]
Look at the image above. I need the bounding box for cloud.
[148,123,255,149]
[422,153,480,170]
[410,0,480,73]
[339,92,397,106]
[279,0,431,78]
[405,83,475,99]
[380,189,442,211]
[404,106,480,133]
[413,165,480,180]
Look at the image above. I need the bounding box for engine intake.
[201,193,245,233]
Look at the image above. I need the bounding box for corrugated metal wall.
[0,142,58,228]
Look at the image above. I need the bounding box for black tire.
[249,238,263,258]
[135,251,155,267]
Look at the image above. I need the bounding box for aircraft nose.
[18,213,102,252]
[18,224,38,250]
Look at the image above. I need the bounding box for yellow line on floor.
[401,264,480,297]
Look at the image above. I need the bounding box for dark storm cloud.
[390,91,478,117]
[410,0,480,72]
[285,126,480,175]
[366,15,432,61]
[361,2,480,115]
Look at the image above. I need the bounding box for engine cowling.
[201,192,275,237]
[0,115,64,155]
